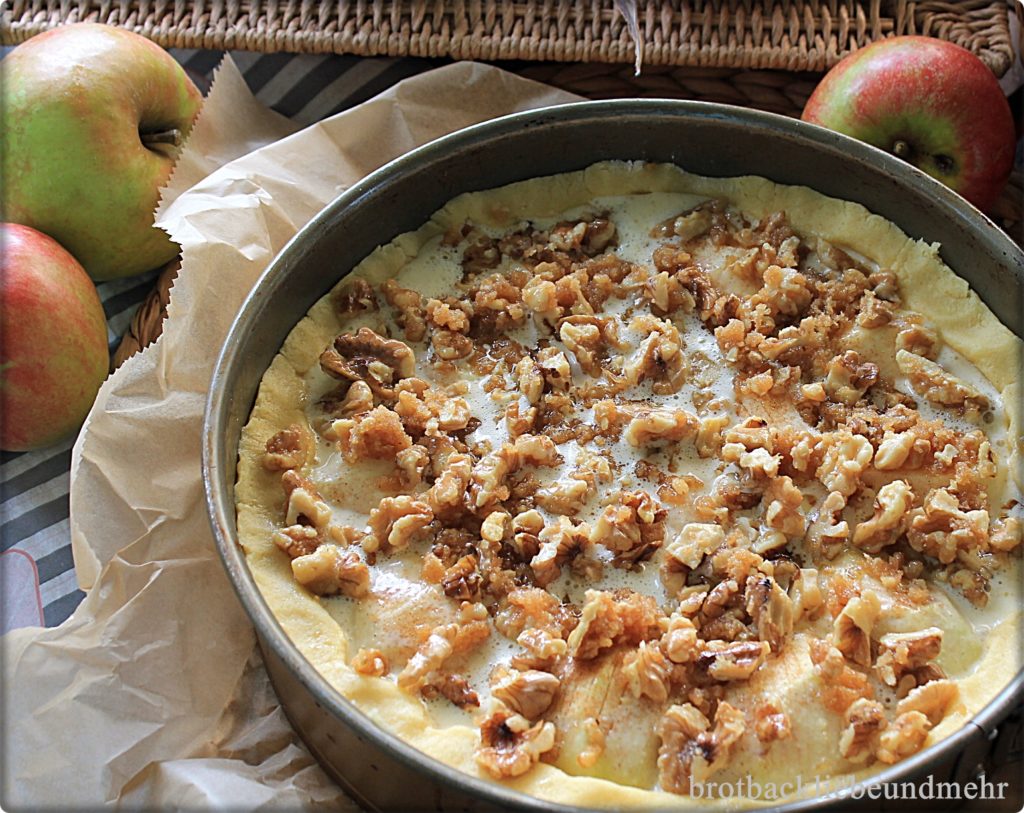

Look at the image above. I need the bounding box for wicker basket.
[1,1,1015,76]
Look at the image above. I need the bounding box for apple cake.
[235,162,1021,805]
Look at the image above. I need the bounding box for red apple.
[802,36,1015,212]
[0,224,110,451]
[1,23,202,280]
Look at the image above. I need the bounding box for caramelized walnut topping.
[876,711,931,764]
[896,679,959,726]
[491,669,561,719]
[839,698,887,763]
[364,495,433,554]
[352,648,390,677]
[657,701,746,794]
[475,700,557,779]
[754,701,791,744]
[853,480,915,554]
[567,589,661,660]
[697,640,770,681]
[875,628,943,688]
[832,591,881,666]
[590,490,665,566]
[263,424,312,471]
[896,349,989,415]
[333,406,413,462]
[823,350,878,405]
[665,523,725,570]
[291,545,370,598]
[622,640,673,702]
[381,279,427,341]
[624,408,698,447]
[321,327,416,398]
[907,487,989,564]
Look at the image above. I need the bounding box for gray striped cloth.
[0,50,444,632]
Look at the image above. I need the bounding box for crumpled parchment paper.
[1,57,578,809]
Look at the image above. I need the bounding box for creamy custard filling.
[236,162,1022,805]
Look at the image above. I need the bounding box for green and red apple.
[1,23,202,280]
[802,36,1015,212]
[1,224,110,451]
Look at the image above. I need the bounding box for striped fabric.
[0,49,443,632]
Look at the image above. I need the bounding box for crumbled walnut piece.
[875,628,943,687]
[425,452,472,517]
[623,316,689,394]
[754,701,791,744]
[805,490,849,558]
[990,517,1023,552]
[475,700,557,779]
[396,444,430,487]
[695,414,729,458]
[832,591,881,666]
[423,673,480,709]
[273,524,322,559]
[577,717,606,768]
[839,698,887,763]
[522,276,561,325]
[559,316,610,376]
[333,406,413,462]
[824,350,878,405]
[291,545,370,597]
[624,409,698,448]
[665,523,725,570]
[662,613,701,663]
[763,476,806,538]
[567,589,661,660]
[758,264,813,317]
[352,648,390,677]
[513,356,544,405]
[657,701,746,793]
[746,575,794,652]
[442,554,481,600]
[801,382,827,402]
[381,279,426,342]
[333,277,378,315]
[816,432,874,497]
[284,482,333,528]
[875,711,931,764]
[480,510,510,544]
[425,297,471,333]
[590,490,665,565]
[874,430,917,470]
[516,628,568,663]
[724,444,781,478]
[853,480,915,554]
[906,487,989,564]
[895,324,939,359]
[470,434,559,509]
[364,495,433,553]
[697,640,769,681]
[623,640,672,702]
[896,349,989,415]
[398,619,490,692]
[896,679,959,726]
[263,424,312,471]
[321,327,416,398]
[531,516,589,586]
[491,669,561,719]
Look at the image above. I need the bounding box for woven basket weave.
[1,1,1015,76]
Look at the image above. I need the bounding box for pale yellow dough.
[236,161,1022,807]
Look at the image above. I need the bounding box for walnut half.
[320,327,416,398]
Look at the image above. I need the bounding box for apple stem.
[140,128,183,149]
[892,140,912,160]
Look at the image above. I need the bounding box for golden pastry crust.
[235,162,1022,807]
